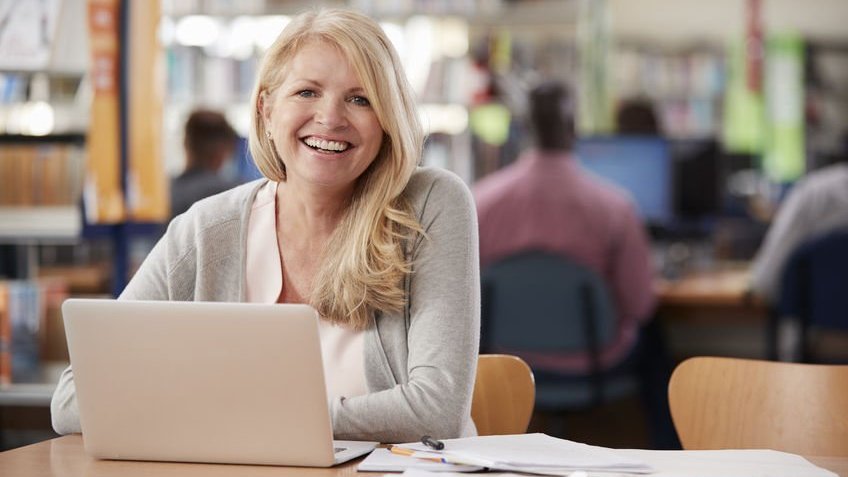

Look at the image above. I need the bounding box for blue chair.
[773,230,848,362]
[480,251,638,412]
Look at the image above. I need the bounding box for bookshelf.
[613,45,725,139]
[0,0,91,270]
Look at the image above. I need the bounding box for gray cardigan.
[51,167,481,443]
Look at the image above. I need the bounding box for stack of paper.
[393,433,653,475]
[388,440,838,477]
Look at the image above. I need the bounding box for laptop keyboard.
[334,447,347,453]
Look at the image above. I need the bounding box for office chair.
[770,230,848,362]
[480,250,639,416]
[668,356,848,456]
[471,354,535,436]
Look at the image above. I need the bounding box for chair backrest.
[481,251,617,369]
[668,356,848,456]
[471,354,535,436]
[779,230,848,330]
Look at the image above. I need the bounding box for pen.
[421,435,445,450]
[388,445,417,458]
[388,445,446,463]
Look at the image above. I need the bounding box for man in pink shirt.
[474,82,656,371]
[473,82,677,448]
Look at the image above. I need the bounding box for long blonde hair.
[248,9,424,329]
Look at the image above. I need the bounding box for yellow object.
[85,0,125,223]
[471,354,535,436]
[126,0,167,221]
[469,103,511,147]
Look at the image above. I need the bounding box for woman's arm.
[332,169,481,442]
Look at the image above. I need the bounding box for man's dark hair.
[528,81,574,151]
[616,98,660,135]
[183,109,238,170]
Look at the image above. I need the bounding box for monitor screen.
[575,136,673,225]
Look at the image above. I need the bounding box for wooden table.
[1,436,847,476]
[654,265,775,359]
[656,266,758,308]
[655,265,769,324]
[0,436,381,476]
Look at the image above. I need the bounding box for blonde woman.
[51,9,480,442]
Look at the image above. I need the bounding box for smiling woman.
[51,8,481,444]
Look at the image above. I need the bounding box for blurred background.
[1,0,847,451]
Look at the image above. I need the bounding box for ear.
[258,90,273,128]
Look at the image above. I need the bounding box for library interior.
[1,0,848,473]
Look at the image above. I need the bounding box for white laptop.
[62,298,378,467]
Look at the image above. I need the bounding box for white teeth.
[304,137,349,152]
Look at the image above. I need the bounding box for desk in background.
[1,436,846,477]
[655,264,770,360]
[656,264,767,320]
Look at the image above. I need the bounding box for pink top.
[473,150,657,372]
[245,180,368,401]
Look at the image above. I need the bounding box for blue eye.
[349,96,371,107]
[297,90,316,98]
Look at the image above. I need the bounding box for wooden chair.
[668,356,848,456]
[471,354,535,436]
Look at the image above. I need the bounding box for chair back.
[780,230,848,331]
[668,356,848,456]
[471,354,535,435]
[481,251,617,366]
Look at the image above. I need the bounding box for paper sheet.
[394,434,837,477]
[396,433,651,473]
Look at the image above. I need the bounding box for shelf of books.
[0,137,86,241]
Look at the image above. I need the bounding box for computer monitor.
[575,136,673,226]
[669,138,723,221]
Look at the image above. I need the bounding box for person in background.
[750,137,848,302]
[169,109,241,218]
[615,97,660,135]
[51,8,480,443]
[474,81,677,448]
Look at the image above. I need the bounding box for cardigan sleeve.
[330,169,481,442]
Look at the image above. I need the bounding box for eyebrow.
[291,78,367,95]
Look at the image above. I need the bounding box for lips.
[302,136,351,153]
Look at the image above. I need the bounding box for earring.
[265,130,272,140]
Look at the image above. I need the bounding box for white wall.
[609,0,848,46]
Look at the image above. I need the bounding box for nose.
[315,97,348,129]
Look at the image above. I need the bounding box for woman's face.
[262,40,384,193]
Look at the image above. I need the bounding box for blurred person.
[475,82,656,362]
[474,81,677,448]
[750,138,848,302]
[170,109,241,218]
[616,98,660,135]
[52,8,480,443]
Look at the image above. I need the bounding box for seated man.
[473,82,676,448]
[474,82,656,372]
